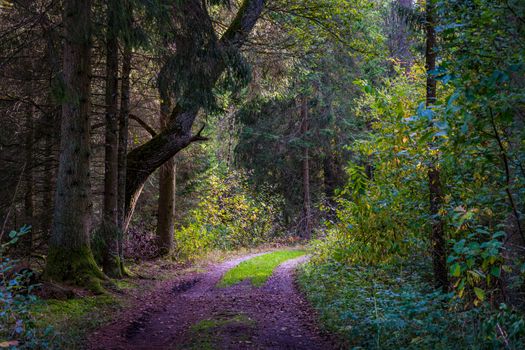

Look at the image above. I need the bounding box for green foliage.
[299,259,525,349]
[218,250,305,287]
[303,1,525,346]
[447,225,505,306]
[314,67,429,265]
[33,295,119,349]
[1,227,55,349]
[174,168,284,260]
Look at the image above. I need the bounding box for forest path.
[89,252,336,349]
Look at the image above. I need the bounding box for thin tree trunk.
[101,0,122,278]
[155,87,176,255]
[45,0,105,291]
[118,39,132,269]
[23,64,35,256]
[301,97,312,238]
[426,0,448,291]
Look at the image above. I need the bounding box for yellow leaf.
[0,341,19,348]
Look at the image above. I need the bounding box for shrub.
[174,169,284,260]
[299,259,525,349]
[1,227,54,349]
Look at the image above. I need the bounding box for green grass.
[218,249,306,287]
[179,314,255,350]
[33,294,122,349]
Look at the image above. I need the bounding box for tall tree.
[117,39,132,270]
[425,0,448,291]
[44,0,105,290]
[156,83,176,255]
[100,0,123,277]
[300,97,312,238]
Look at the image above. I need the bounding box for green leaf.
[450,263,461,277]
[474,287,485,301]
[490,266,501,278]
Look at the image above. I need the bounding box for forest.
[0,0,524,349]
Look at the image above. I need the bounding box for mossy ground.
[33,295,122,349]
[218,249,306,287]
[178,313,256,350]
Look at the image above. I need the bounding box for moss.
[180,314,256,350]
[93,221,124,279]
[44,245,107,293]
[113,279,135,290]
[105,254,123,279]
[33,295,121,349]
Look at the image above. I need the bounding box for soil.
[89,253,337,350]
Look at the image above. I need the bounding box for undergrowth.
[174,169,285,261]
[33,295,122,349]
[298,258,525,349]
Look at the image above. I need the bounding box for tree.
[100,0,123,278]
[123,0,265,230]
[425,0,448,291]
[156,82,176,255]
[300,97,312,238]
[44,0,105,290]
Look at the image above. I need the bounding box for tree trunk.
[41,114,55,239]
[155,87,176,255]
[426,0,448,291]
[44,0,105,291]
[41,16,62,240]
[156,159,176,255]
[117,38,132,270]
[100,0,123,278]
[123,0,265,231]
[23,64,35,255]
[301,97,312,238]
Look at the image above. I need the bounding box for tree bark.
[155,87,176,255]
[117,38,132,270]
[123,0,265,231]
[41,14,62,240]
[100,0,122,278]
[45,0,105,291]
[23,62,35,255]
[41,114,55,239]
[301,97,312,238]
[426,0,448,291]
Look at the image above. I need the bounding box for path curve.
[89,253,336,349]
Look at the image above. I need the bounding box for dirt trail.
[89,253,336,350]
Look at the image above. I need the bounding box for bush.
[174,169,284,260]
[1,227,54,349]
[298,258,525,349]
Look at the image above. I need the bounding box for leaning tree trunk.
[155,87,176,255]
[123,0,265,231]
[301,97,312,238]
[44,0,105,291]
[100,0,122,278]
[425,0,448,291]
